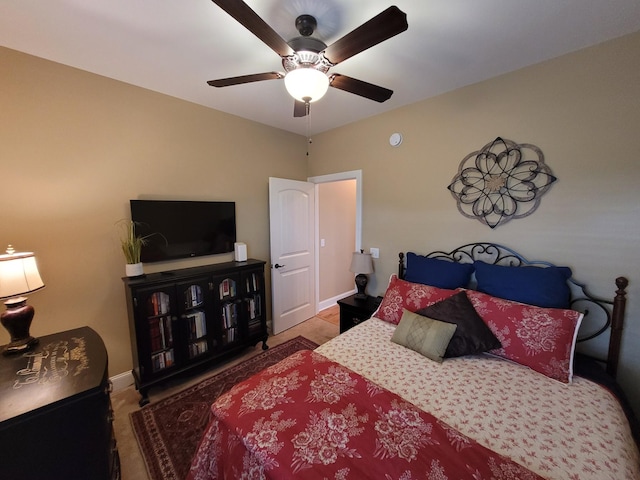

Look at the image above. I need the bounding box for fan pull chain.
[305,100,311,156]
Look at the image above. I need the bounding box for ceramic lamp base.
[354,273,368,299]
[1,298,39,356]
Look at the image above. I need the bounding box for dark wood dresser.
[0,326,120,479]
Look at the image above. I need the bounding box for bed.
[188,243,639,479]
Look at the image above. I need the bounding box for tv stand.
[123,259,268,406]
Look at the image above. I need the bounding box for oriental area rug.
[130,336,319,480]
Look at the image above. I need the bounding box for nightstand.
[337,294,382,333]
[0,327,120,480]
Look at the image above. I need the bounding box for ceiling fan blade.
[329,74,393,102]
[293,100,308,117]
[211,0,294,57]
[323,6,408,65]
[207,72,284,87]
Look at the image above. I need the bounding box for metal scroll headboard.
[398,242,628,378]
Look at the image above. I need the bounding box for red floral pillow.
[373,275,456,325]
[464,289,583,383]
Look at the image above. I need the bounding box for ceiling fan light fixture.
[284,68,329,103]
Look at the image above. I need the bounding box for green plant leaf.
[116,219,165,264]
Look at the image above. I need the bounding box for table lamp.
[0,245,45,355]
[349,251,374,300]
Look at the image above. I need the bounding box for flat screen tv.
[130,200,236,263]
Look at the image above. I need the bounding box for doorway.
[308,170,362,312]
[269,171,361,334]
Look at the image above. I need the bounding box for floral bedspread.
[316,318,640,480]
[187,349,542,480]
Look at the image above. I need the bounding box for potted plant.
[117,220,159,277]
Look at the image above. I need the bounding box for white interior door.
[269,177,316,334]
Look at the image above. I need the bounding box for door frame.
[307,170,363,314]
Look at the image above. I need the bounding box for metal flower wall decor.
[447,137,557,228]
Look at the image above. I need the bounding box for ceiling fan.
[207,0,408,117]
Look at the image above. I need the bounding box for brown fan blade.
[211,0,294,57]
[293,100,308,117]
[207,72,284,87]
[329,74,393,102]
[323,6,408,65]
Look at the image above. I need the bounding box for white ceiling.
[1,0,639,136]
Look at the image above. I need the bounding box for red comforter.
[187,349,541,479]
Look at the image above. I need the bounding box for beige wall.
[0,47,308,377]
[309,32,640,412]
[318,180,357,303]
[2,30,639,413]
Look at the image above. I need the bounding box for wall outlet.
[370,247,380,259]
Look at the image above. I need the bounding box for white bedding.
[315,317,640,480]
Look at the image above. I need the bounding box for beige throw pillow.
[391,309,457,363]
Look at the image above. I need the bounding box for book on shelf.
[224,326,237,343]
[165,349,174,367]
[219,278,236,299]
[185,284,203,308]
[151,352,164,372]
[188,339,208,358]
[149,317,162,352]
[151,349,174,372]
[163,316,173,346]
[245,273,259,293]
[222,302,238,328]
[186,310,207,339]
[149,315,173,351]
[148,291,171,316]
[245,295,261,320]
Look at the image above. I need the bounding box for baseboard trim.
[110,370,135,392]
[319,290,354,312]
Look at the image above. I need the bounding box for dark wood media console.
[123,259,268,406]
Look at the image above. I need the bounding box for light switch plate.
[370,247,380,259]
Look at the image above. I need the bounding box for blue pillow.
[404,252,474,289]
[474,261,572,309]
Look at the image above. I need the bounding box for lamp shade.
[0,250,45,299]
[284,67,329,103]
[349,252,374,275]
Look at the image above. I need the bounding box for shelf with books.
[180,281,214,359]
[220,300,239,346]
[185,309,207,341]
[184,284,204,309]
[147,291,171,317]
[144,291,175,374]
[148,315,174,354]
[184,308,210,359]
[188,339,209,359]
[150,349,175,373]
[245,272,260,294]
[240,268,266,345]
[124,259,268,406]
[244,293,262,321]
[218,278,237,301]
